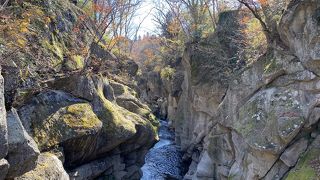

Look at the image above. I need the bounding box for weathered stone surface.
[0,69,8,160]
[19,91,102,151]
[163,2,320,179]
[285,135,320,180]
[16,153,69,180]
[18,75,157,178]
[280,1,320,76]
[68,156,113,180]
[6,108,40,178]
[126,60,139,76]
[18,90,85,133]
[195,151,214,179]
[0,1,159,179]
[0,159,9,180]
[52,75,98,101]
[280,138,308,167]
[18,90,103,166]
[90,42,117,60]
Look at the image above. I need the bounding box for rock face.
[138,71,168,118]
[0,0,158,179]
[0,159,9,180]
[164,1,320,179]
[17,75,158,178]
[0,67,9,180]
[6,108,40,178]
[15,153,70,180]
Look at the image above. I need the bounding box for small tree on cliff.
[237,0,289,47]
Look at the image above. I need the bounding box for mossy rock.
[94,92,137,139]
[109,81,137,97]
[92,91,158,151]
[234,88,304,153]
[115,97,159,127]
[285,149,320,180]
[15,153,69,180]
[33,103,102,150]
[64,55,85,70]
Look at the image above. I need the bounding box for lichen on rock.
[33,102,102,150]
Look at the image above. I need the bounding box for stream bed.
[141,120,184,180]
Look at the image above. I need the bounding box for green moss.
[41,36,64,62]
[65,55,85,70]
[63,103,101,128]
[285,149,320,180]
[110,81,138,97]
[33,103,102,150]
[95,91,136,136]
[264,58,278,74]
[235,98,259,137]
[17,153,64,180]
[263,51,283,75]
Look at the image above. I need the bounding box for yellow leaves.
[19,68,30,82]
[16,38,27,48]
[20,20,30,33]
[44,17,51,25]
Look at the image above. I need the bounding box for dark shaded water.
[141,120,183,180]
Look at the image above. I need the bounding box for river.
[140,120,184,180]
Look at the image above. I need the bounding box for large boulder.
[15,153,69,180]
[6,108,40,178]
[110,80,158,127]
[68,154,127,180]
[31,102,103,150]
[18,91,102,150]
[68,156,113,180]
[19,75,158,171]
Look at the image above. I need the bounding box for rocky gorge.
[140,0,320,179]
[1,0,320,180]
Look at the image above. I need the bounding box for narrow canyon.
[1,0,320,180]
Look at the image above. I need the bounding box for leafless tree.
[0,0,10,11]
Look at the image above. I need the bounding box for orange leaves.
[143,48,155,60]
[167,18,181,36]
[240,15,251,24]
[258,0,268,6]
[92,3,112,15]
[72,14,86,33]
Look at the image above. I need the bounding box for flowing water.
[141,120,183,180]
